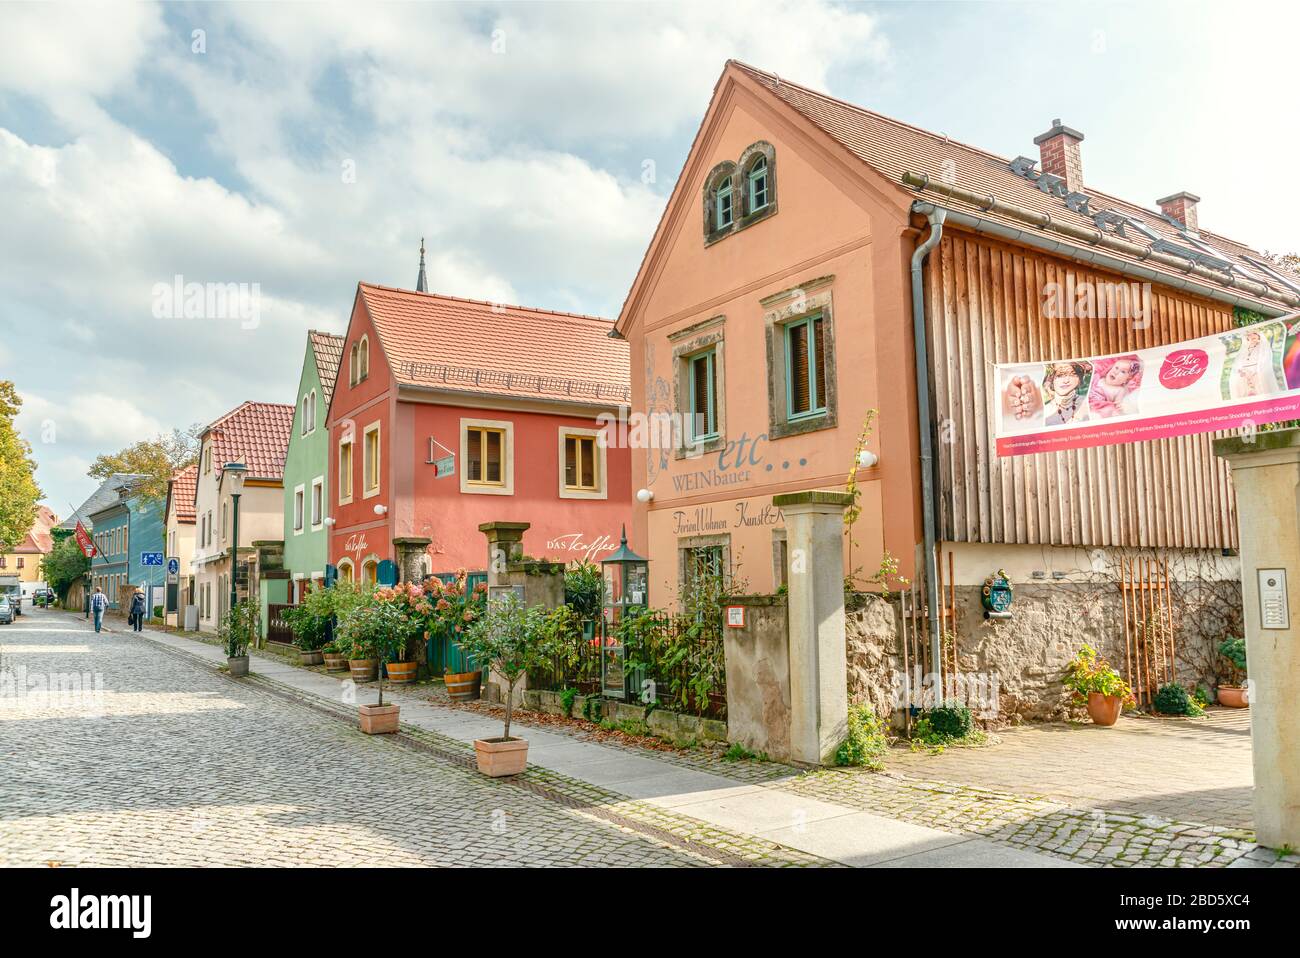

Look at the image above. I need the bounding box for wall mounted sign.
[725,605,746,628]
[426,437,456,478]
[994,315,1300,456]
[1258,568,1290,630]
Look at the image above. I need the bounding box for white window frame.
[338,436,354,504]
[459,417,515,496]
[557,426,608,500]
[310,476,324,529]
[293,484,305,535]
[362,420,381,499]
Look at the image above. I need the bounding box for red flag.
[74,521,96,558]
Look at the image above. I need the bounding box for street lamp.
[224,462,247,618]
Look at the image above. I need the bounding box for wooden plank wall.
[928,228,1239,550]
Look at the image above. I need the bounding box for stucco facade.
[282,333,338,599]
[326,285,633,583]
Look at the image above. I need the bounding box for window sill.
[463,483,512,496]
[769,409,836,441]
[559,486,607,501]
[675,435,725,460]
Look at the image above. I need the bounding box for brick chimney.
[1157,191,1200,232]
[1033,119,1084,192]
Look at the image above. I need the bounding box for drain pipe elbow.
[910,206,946,679]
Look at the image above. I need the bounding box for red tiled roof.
[309,330,345,406]
[16,506,58,554]
[202,401,294,481]
[357,283,630,405]
[727,61,1300,309]
[168,464,198,524]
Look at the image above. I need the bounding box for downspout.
[910,208,946,678]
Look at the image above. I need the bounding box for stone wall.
[846,573,1243,725]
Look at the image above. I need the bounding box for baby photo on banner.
[994,315,1300,457]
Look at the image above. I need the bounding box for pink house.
[326,282,632,582]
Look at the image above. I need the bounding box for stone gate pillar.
[772,490,852,765]
[392,536,431,584]
[1215,431,1300,850]
[479,521,529,581]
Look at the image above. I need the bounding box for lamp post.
[224,463,247,619]
[599,526,649,701]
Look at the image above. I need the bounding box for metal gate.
[1119,556,1177,708]
[425,571,487,675]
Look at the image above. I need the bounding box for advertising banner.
[994,315,1300,456]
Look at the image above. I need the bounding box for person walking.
[90,586,108,633]
[130,589,146,632]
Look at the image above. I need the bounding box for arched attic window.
[703,162,737,243]
[358,336,370,382]
[738,142,776,221]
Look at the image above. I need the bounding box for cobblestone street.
[0,610,807,867]
[3,608,1295,870]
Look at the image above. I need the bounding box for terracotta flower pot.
[348,658,378,682]
[1218,685,1249,708]
[474,737,529,777]
[227,655,249,678]
[386,661,418,684]
[323,652,348,672]
[359,703,400,735]
[445,669,483,702]
[1087,691,1123,727]
[298,649,324,666]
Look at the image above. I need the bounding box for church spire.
[416,237,428,293]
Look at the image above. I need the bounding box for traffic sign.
[141,552,164,566]
[167,557,180,575]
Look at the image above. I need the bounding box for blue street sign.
[141,552,164,566]
[167,557,180,575]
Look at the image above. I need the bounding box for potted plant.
[1062,644,1135,727]
[335,600,420,734]
[321,641,349,672]
[283,596,329,666]
[430,571,489,701]
[220,601,258,678]
[373,582,432,684]
[458,594,552,776]
[1217,637,1249,708]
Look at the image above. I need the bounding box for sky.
[2,0,1297,518]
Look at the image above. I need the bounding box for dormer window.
[747,156,769,212]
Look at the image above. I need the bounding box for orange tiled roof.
[309,330,344,406]
[168,464,198,524]
[357,283,630,405]
[728,61,1300,309]
[202,401,294,481]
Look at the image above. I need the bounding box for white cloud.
[0,0,893,513]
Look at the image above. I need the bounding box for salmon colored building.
[326,282,632,582]
[615,57,1300,695]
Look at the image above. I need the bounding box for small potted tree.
[336,600,420,734]
[1217,637,1249,708]
[220,601,257,678]
[1063,644,1135,726]
[458,593,551,776]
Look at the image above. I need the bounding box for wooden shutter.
[813,316,826,410]
[788,323,811,414]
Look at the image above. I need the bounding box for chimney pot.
[1033,119,1085,192]
[1157,191,1201,232]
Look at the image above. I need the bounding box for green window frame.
[784,314,828,421]
[715,178,733,229]
[688,348,718,442]
[748,156,768,212]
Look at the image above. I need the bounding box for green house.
[282,330,344,602]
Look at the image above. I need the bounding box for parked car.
[0,598,14,625]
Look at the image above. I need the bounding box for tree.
[0,381,42,551]
[88,423,203,503]
[41,535,89,600]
